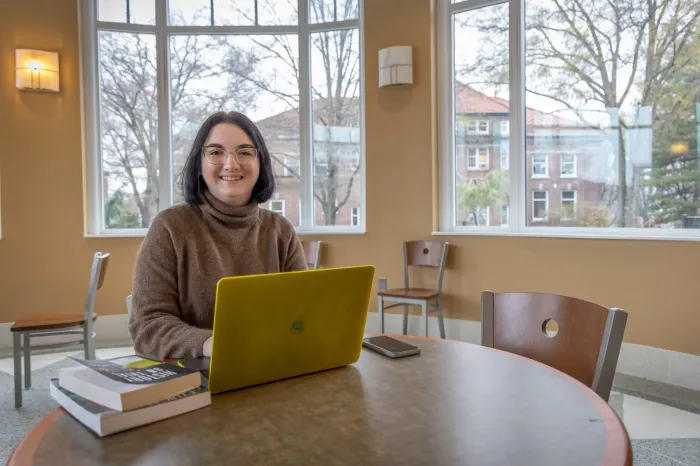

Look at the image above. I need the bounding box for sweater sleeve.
[128,215,212,361]
[285,231,309,272]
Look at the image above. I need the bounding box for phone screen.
[365,336,418,353]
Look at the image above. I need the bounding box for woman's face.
[201,123,260,207]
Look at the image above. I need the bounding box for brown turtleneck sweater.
[128,191,308,361]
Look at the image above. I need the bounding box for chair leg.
[378,296,385,334]
[23,333,31,389]
[437,306,446,340]
[402,305,409,335]
[13,333,22,409]
[421,301,428,337]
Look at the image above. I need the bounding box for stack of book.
[50,355,210,437]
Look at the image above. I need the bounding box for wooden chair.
[11,252,110,408]
[377,241,449,339]
[481,291,627,401]
[301,240,322,270]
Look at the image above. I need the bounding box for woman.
[128,111,308,361]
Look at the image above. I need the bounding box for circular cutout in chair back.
[542,318,559,337]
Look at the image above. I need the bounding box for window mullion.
[156,0,172,211]
[509,0,525,232]
[299,0,313,230]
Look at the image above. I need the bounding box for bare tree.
[458,0,700,226]
[99,30,257,227]
[221,0,362,225]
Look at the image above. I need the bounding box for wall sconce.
[378,46,413,88]
[15,49,60,92]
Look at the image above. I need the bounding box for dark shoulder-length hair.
[179,111,276,205]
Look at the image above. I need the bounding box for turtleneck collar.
[198,189,260,226]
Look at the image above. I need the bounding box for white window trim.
[532,191,549,222]
[532,153,549,178]
[560,153,577,178]
[269,199,286,216]
[81,0,366,237]
[467,147,490,170]
[561,190,576,220]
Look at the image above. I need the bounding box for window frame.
[81,0,365,237]
[532,191,548,222]
[436,0,700,241]
[561,190,576,220]
[467,147,489,170]
[560,153,577,178]
[531,153,548,178]
[269,199,286,216]
[351,206,360,226]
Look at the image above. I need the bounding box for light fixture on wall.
[15,49,60,92]
[378,46,413,88]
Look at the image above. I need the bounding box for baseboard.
[0,314,132,350]
[365,312,700,392]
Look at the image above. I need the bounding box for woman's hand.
[203,336,213,357]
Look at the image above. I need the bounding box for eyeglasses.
[202,146,258,165]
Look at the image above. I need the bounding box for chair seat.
[10,313,98,332]
[378,288,439,300]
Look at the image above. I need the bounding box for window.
[561,154,576,177]
[500,144,509,170]
[82,0,363,235]
[532,154,548,177]
[269,200,286,216]
[500,120,509,136]
[467,119,489,135]
[284,156,300,177]
[351,207,360,226]
[467,148,489,170]
[561,191,576,220]
[532,191,548,222]
[439,0,700,239]
[501,204,509,226]
[314,162,329,177]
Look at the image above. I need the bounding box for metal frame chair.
[10,252,110,408]
[301,240,322,270]
[126,294,133,316]
[377,241,449,339]
[481,290,627,401]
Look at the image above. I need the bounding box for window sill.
[532,175,550,179]
[432,229,700,242]
[85,228,367,238]
[560,175,578,179]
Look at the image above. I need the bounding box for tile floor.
[1,348,699,465]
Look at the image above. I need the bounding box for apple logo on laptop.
[291,320,304,333]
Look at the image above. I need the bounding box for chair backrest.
[301,240,322,270]
[481,291,627,401]
[402,241,449,291]
[83,252,110,349]
[83,252,110,320]
[126,295,133,316]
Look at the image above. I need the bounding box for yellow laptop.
[193,265,374,394]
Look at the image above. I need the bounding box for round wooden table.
[7,336,631,466]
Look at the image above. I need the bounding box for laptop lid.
[207,265,375,394]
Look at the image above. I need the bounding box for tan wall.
[2,0,700,356]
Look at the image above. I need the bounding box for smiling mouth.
[220,175,243,182]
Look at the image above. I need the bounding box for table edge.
[6,335,632,466]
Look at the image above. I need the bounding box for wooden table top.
[7,336,631,466]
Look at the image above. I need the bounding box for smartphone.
[362,336,421,358]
